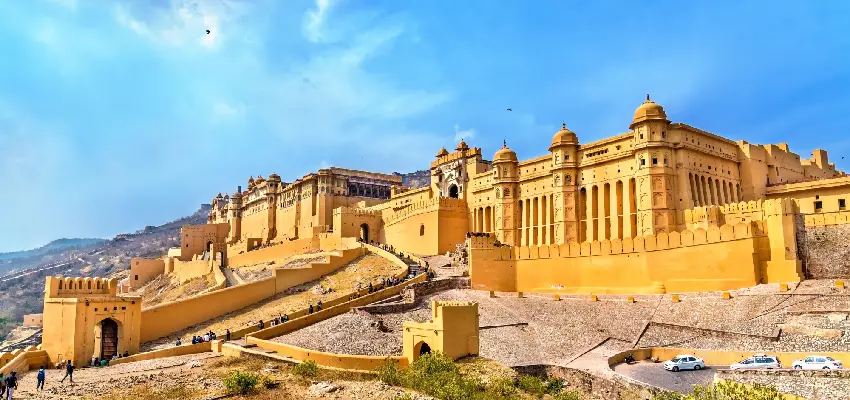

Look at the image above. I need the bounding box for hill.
[0,204,211,341]
[394,169,430,189]
[0,238,107,263]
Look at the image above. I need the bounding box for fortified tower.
[631,95,677,234]
[228,186,243,243]
[492,141,519,245]
[549,123,580,244]
[41,277,141,368]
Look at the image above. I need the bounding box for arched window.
[420,224,425,236]
[59,281,63,289]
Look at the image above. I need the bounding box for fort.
[7,96,850,399]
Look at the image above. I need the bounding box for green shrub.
[544,378,565,395]
[672,381,784,400]
[485,378,519,398]
[223,370,259,395]
[293,360,319,378]
[377,359,404,386]
[554,391,582,400]
[516,375,546,396]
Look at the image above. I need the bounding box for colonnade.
[472,206,494,233]
[688,173,740,207]
[578,178,638,243]
[347,183,391,199]
[517,194,556,246]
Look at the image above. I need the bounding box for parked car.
[793,355,843,370]
[730,354,781,370]
[663,355,706,372]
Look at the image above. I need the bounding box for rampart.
[226,236,319,268]
[470,223,765,294]
[0,346,48,375]
[139,247,364,343]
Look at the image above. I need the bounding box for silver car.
[663,354,706,372]
[730,354,781,370]
[793,355,843,370]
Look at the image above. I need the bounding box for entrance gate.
[100,319,118,359]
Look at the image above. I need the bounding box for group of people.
[189,330,217,344]
[266,314,290,328]
[307,301,323,314]
[0,371,19,398]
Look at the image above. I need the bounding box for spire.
[562,121,566,130]
[503,139,507,148]
[646,93,651,101]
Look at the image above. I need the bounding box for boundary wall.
[0,346,48,375]
[139,247,364,343]
[110,341,213,366]
[608,347,850,369]
[470,223,765,294]
[226,236,320,268]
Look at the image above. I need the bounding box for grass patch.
[377,352,579,400]
[652,381,786,400]
[223,370,260,395]
[292,360,319,378]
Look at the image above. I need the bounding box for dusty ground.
[234,255,327,282]
[11,352,434,400]
[271,280,850,377]
[142,254,400,351]
[136,274,218,307]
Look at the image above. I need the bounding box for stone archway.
[99,318,119,360]
[360,223,370,243]
[448,184,459,199]
[413,341,432,361]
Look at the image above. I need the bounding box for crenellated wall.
[470,222,769,294]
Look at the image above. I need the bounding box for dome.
[436,147,449,157]
[255,175,265,184]
[493,140,517,163]
[630,94,669,129]
[456,139,469,151]
[549,122,578,150]
[268,172,281,181]
[248,176,255,184]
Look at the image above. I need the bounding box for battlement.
[430,147,482,169]
[45,276,120,298]
[384,197,467,226]
[333,207,380,218]
[683,198,795,226]
[473,222,755,262]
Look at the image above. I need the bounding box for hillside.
[0,204,211,341]
[394,169,430,189]
[0,238,106,263]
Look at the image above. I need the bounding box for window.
[663,157,668,166]
[640,133,644,139]
[420,224,425,236]
[661,131,666,139]
[135,275,139,280]
[652,157,658,165]
[840,199,846,210]
[815,201,823,212]
[640,158,646,166]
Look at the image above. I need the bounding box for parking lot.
[613,361,721,394]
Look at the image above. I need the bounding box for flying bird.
[506,108,512,111]
[206,29,211,34]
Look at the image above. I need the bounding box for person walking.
[225,329,231,341]
[36,366,46,391]
[60,361,74,383]
[4,372,17,399]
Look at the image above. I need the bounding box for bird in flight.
[506,108,512,111]
[206,29,211,34]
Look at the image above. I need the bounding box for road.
[613,361,720,394]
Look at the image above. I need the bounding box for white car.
[730,354,781,370]
[663,354,706,372]
[793,355,843,370]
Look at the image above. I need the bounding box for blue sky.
[0,0,848,252]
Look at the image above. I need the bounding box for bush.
[485,378,519,399]
[554,391,582,400]
[223,370,259,395]
[516,375,546,396]
[544,378,565,395]
[377,359,404,386]
[293,360,319,378]
[655,381,784,400]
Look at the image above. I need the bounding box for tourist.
[308,304,314,314]
[191,336,197,345]
[258,320,264,330]
[317,301,323,311]
[36,366,46,391]
[4,372,16,399]
[225,329,231,341]
[282,314,289,322]
[203,333,210,342]
[210,331,217,340]
[176,338,182,346]
[59,362,74,383]
[368,282,373,293]
[91,357,99,367]
[123,351,129,357]
[100,358,108,367]
[0,372,5,397]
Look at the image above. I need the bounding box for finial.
[646,93,651,101]
[503,139,507,148]
[562,121,566,130]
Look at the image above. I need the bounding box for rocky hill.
[395,169,430,189]
[0,238,107,263]
[0,204,211,340]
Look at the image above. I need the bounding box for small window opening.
[815,201,823,212]
[840,199,846,210]
[652,157,658,165]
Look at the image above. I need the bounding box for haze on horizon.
[0,0,848,253]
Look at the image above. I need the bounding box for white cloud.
[454,124,476,142]
[303,0,336,43]
[115,0,246,50]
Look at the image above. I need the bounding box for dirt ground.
[11,352,434,400]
